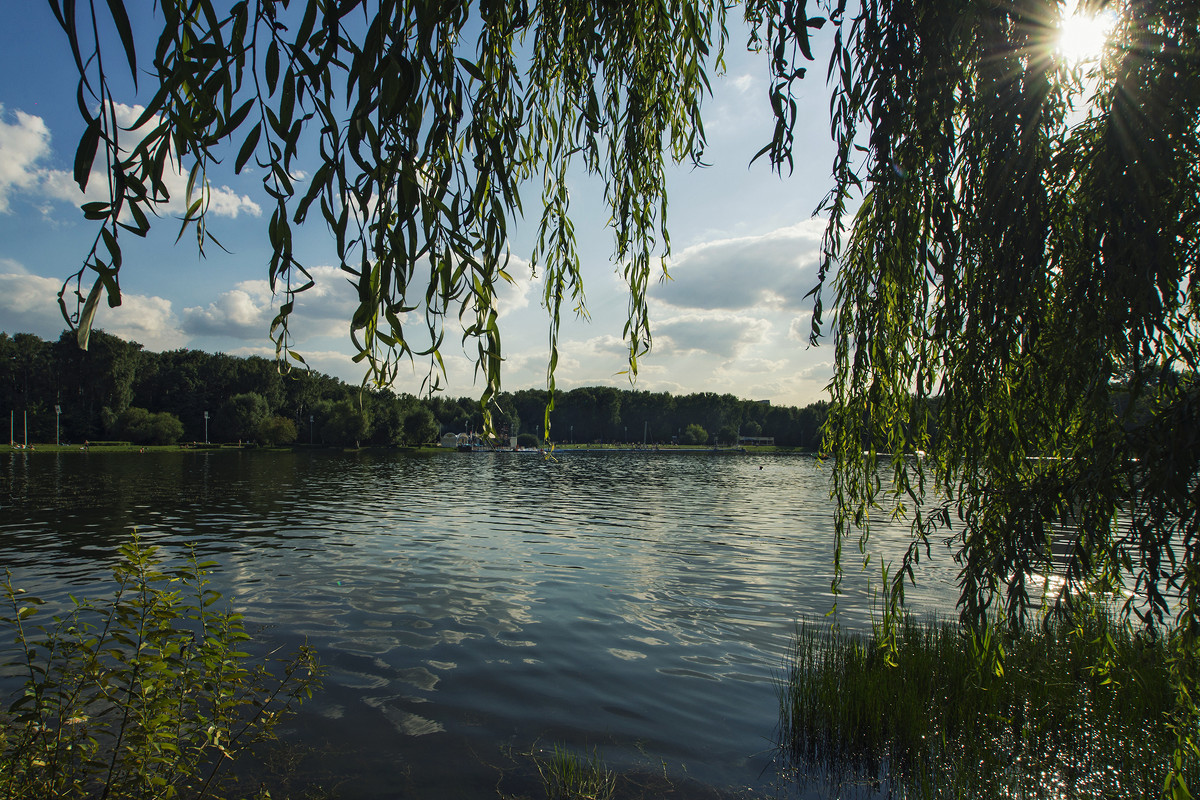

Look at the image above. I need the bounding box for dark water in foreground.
[0,449,959,798]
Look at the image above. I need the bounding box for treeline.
[1,331,828,448]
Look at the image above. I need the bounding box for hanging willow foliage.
[750,0,1199,793]
[48,0,742,434]
[801,0,1200,636]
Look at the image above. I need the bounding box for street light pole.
[310,415,314,445]
[55,405,61,447]
[204,411,209,444]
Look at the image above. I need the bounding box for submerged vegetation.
[781,608,1197,799]
[0,536,321,799]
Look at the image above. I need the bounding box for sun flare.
[1057,1,1117,63]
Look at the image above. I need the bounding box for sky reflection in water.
[0,449,962,798]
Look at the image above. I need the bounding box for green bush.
[112,407,185,446]
[0,536,321,799]
[257,416,298,447]
[679,424,708,446]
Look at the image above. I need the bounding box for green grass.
[780,609,1196,798]
[536,746,616,800]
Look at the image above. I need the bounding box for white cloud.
[788,313,816,342]
[0,106,52,213]
[107,103,262,219]
[182,265,362,341]
[496,255,538,320]
[731,73,756,95]
[182,283,275,338]
[92,293,189,351]
[651,218,825,312]
[0,104,260,219]
[0,267,188,351]
[0,270,67,338]
[654,311,771,359]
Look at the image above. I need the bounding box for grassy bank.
[780,610,1197,798]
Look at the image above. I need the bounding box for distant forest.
[1,331,828,448]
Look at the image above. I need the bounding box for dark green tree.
[217,392,270,443]
[321,400,370,447]
[112,407,185,445]
[401,405,439,446]
[258,415,298,447]
[52,330,142,440]
[680,423,709,446]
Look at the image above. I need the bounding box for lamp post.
[309,415,314,445]
[55,404,61,447]
[204,411,209,444]
[570,425,573,445]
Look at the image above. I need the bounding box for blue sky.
[0,4,842,406]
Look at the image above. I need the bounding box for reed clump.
[780,608,1194,798]
[535,745,616,800]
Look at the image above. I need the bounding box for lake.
[0,448,961,798]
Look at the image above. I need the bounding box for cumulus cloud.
[654,312,771,360]
[182,265,362,341]
[0,266,188,350]
[731,73,756,95]
[0,104,260,219]
[0,107,52,213]
[496,255,538,320]
[94,293,189,351]
[0,269,67,338]
[652,218,825,312]
[107,103,262,219]
[788,313,818,343]
[182,282,276,338]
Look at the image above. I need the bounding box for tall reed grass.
[780,608,1195,798]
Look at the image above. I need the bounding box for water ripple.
[0,449,960,798]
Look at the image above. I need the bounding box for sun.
[1057,1,1117,63]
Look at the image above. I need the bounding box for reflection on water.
[0,449,959,798]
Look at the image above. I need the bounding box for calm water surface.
[0,449,960,798]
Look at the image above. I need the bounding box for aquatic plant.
[780,608,1195,798]
[0,535,322,799]
[536,745,617,800]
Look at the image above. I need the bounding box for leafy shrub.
[111,407,185,445]
[0,536,321,799]
[679,424,708,446]
[257,416,298,447]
